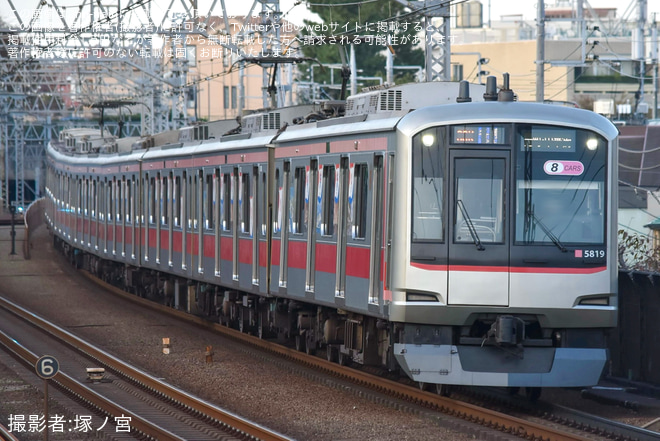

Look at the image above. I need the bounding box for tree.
[618,229,660,273]
[298,0,424,99]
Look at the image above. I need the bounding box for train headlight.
[421,133,435,147]
[586,138,598,151]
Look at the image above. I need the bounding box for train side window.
[117,179,123,222]
[77,177,82,215]
[292,167,306,235]
[109,179,114,222]
[214,169,220,231]
[99,180,105,222]
[135,178,140,224]
[64,175,68,210]
[222,172,231,231]
[352,164,368,239]
[109,178,115,222]
[125,178,132,224]
[321,165,335,237]
[149,177,156,224]
[241,170,251,234]
[162,174,169,225]
[91,180,96,219]
[205,172,214,230]
[190,173,196,229]
[174,175,181,227]
[274,168,281,233]
[261,171,267,236]
[83,179,88,216]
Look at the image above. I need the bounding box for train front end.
[389,100,618,389]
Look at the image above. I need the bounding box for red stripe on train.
[345,246,370,279]
[288,240,307,269]
[238,238,252,265]
[271,239,281,266]
[411,262,606,274]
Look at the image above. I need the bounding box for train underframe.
[56,237,398,372]
[55,236,608,399]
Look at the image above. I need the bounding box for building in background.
[186,15,298,123]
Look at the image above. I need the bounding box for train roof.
[48,80,619,170]
[397,101,619,140]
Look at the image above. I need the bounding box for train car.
[45,77,618,398]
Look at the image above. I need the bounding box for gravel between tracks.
[0,225,478,441]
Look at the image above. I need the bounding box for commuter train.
[45,77,618,398]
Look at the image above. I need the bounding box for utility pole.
[396,0,451,81]
[536,0,545,102]
[653,17,658,119]
[633,0,647,114]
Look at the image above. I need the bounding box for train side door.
[447,150,510,306]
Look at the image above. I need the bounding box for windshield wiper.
[527,210,567,252]
[457,200,485,251]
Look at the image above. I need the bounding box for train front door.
[447,150,510,306]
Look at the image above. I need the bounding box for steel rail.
[0,329,184,441]
[0,295,291,441]
[0,422,22,441]
[78,271,592,441]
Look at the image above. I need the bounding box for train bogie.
[46,79,618,391]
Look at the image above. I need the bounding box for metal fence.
[609,271,660,385]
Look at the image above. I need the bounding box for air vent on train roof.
[344,82,489,117]
[379,90,402,111]
[345,87,403,116]
[262,112,281,130]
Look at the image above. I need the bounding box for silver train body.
[45,80,618,389]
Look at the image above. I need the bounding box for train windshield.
[515,124,606,246]
[411,127,445,241]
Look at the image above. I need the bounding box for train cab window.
[239,172,252,234]
[515,125,606,245]
[222,172,232,231]
[454,158,505,244]
[352,164,368,239]
[292,167,306,235]
[321,165,335,236]
[412,128,445,242]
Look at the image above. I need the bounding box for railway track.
[76,270,660,441]
[0,296,290,441]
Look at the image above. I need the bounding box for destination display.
[451,124,507,145]
[522,127,576,152]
